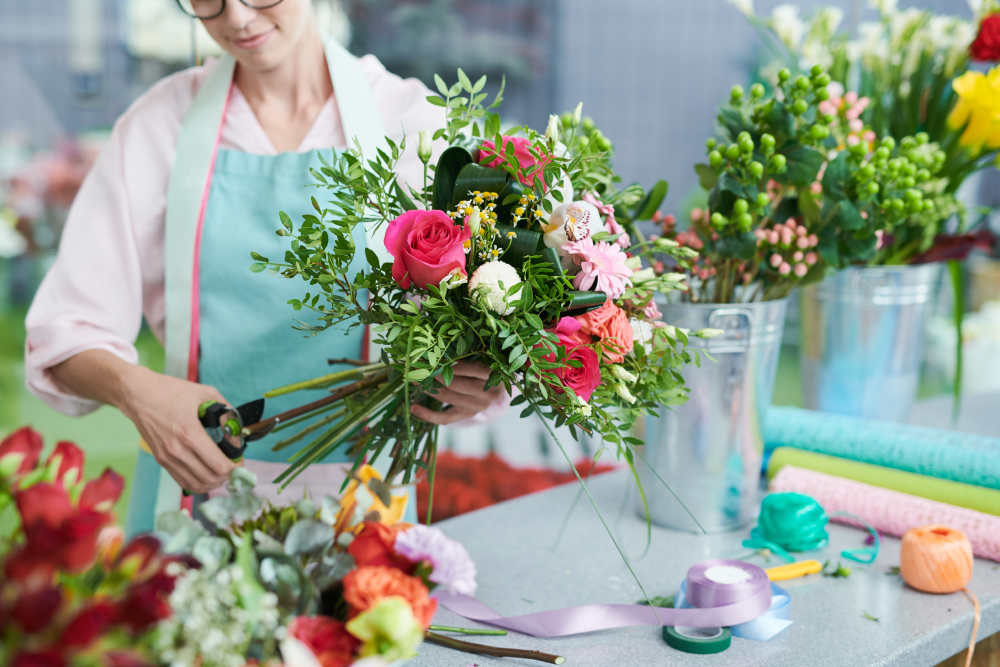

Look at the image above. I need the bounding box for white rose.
[725,0,754,17]
[469,261,523,316]
[770,4,805,51]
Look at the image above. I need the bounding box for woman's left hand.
[410,361,505,425]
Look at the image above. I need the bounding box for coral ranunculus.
[0,427,43,476]
[577,302,634,363]
[972,14,1000,62]
[348,522,415,573]
[342,566,438,629]
[479,135,548,186]
[288,615,360,667]
[385,210,472,290]
[540,317,602,402]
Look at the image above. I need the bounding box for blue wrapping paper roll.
[764,406,1000,490]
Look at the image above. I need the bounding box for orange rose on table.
[347,522,415,574]
[342,565,438,629]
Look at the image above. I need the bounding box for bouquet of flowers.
[250,70,711,518]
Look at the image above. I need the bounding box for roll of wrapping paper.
[770,465,1000,562]
[764,406,1000,489]
[767,448,1000,517]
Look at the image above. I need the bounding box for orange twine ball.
[900,525,980,667]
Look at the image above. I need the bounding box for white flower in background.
[572,102,584,125]
[850,22,888,64]
[280,637,324,667]
[610,365,637,383]
[469,261,523,316]
[417,129,433,164]
[615,384,637,404]
[889,8,926,49]
[770,5,806,51]
[439,268,468,292]
[870,0,899,16]
[927,16,977,75]
[630,317,654,355]
[800,7,844,68]
[542,201,605,268]
[725,0,755,17]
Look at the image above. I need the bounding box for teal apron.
[125,38,404,536]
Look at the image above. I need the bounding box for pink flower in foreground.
[563,238,633,300]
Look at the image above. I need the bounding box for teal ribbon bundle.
[743,492,880,564]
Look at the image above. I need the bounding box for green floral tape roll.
[767,448,1000,517]
[663,626,732,654]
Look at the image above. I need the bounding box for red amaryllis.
[46,441,85,486]
[0,427,43,476]
[10,587,62,634]
[912,230,995,264]
[79,468,125,512]
[539,317,602,402]
[288,616,360,667]
[115,535,162,574]
[58,602,116,649]
[115,570,182,635]
[104,652,155,667]
[348,521,415,573]
[11,651,66,667]
[972,14,1000,62]
[385,210,472,290]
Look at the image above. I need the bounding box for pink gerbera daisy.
[563,238,633,300]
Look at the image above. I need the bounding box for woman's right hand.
[118,365,238,493]
[50,349,237,493]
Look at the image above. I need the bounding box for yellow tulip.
[948,67,1000,153]
[333,464,409,534]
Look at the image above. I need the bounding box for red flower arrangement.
[972,14,1000,62]
[0,427,195,665]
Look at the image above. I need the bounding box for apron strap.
[153,39,393,527]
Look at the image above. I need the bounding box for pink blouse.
[25,55,505,424]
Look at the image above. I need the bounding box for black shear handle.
[198,400,247,461]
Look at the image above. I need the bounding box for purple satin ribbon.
[433,559,774,638]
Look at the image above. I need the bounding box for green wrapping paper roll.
[767,448,1000,517]
[764,405,1000,489]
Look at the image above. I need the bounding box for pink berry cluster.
[755,219,818,277]
[819,85,876,148]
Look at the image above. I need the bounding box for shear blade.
[236,398,266,427]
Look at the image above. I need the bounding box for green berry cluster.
[847,133,944,224]
[560,113,613,152]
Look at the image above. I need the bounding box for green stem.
[264,365,380,398]
[429,625,507,636]
[948,259,964,425]
[425,426,438,526]
[271,408,347,452]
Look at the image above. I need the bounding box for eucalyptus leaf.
[199,496,234,528]
[284,518,335,557]
[192,536,233,570]
[319,496,341,526]
[367,478,393,508]
[227,467,259,494]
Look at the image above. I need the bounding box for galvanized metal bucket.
[799,264,942,423]
[636,298,788,533]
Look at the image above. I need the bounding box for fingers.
[410,403,475,426]
[151,433,227,493]
[448,361,492,381]
[428,385,494,413]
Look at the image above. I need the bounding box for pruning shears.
[197,398,273,462]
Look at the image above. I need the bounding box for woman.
[24,0,505,535]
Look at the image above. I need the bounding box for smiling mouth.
[233,29,274,50]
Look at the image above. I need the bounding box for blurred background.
[1,0,997,520]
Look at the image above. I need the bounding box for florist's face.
[200,0,314,72]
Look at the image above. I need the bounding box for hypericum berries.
[760,133,776,151]
[711,212,727,228]
[770,154,787,171]
[792,99,809,116]
[751,83,765,98]
[756,193,770,208]
[706,138,718,150]
[709,150,724,167]
[778,68,791,82]
[734,199,749,215]
[726,144,741,159]
[749,161,764,179]
[731,85,744,101]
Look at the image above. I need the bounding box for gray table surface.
[413,469,1000,667]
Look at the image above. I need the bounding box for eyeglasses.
[175,0,285,20]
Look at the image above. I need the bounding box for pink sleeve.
[23,68,202,416]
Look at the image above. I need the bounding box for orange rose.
[347,522,416,574]
[342,566,438,629]
[576,302,633,363]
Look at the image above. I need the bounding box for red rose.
[11,651,66,667]
[385,210,472,290]
[479,135,549,187]
[11,587,62,634]
[58,602,116,649]
[46,441,85,486]
[540,317,602,402]
[79,468,125,512]
[288,615,360,667]
[347,521,415,573]
[972,14,1000,62]
[0,427,43,475]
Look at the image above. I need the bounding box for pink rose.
[480,136,549,187]
[540,317,602,402]
[385,210,472,290]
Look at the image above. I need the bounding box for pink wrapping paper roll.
[770,465,1000,562]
